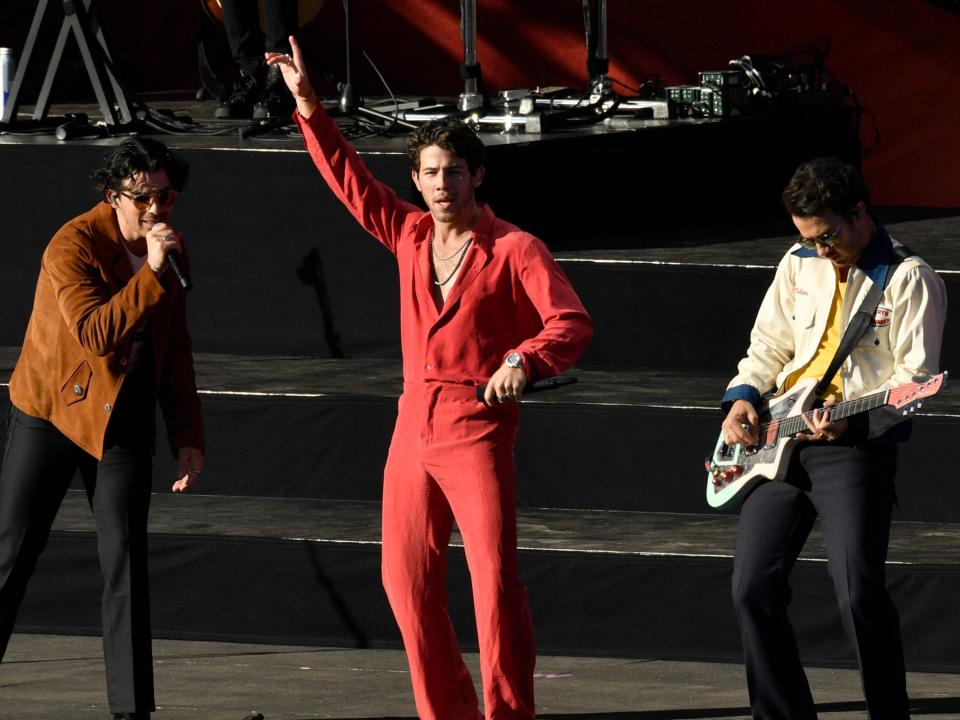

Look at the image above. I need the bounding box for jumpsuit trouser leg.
[381,385,536,720]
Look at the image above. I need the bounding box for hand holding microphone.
[147,222,192,291]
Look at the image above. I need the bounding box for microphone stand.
[457,0,485,112]
[585,0,610,96]
[336,0,415,129]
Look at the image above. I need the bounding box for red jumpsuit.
[297,109,593,719]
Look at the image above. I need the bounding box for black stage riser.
[1,115,882,371]
[133,398,960,526]
[15,532,959,672]
[2,388,958,523]
[0,144,408,359]
[563,263,960,372]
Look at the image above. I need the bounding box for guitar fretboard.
[767,388,890,440]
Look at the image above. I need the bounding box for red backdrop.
[1,0,958,207]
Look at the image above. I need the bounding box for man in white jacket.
[720,157,946,719]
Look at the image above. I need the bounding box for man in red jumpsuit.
[268,39,593,720]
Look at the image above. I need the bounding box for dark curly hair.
[782,157,871,219]
[92,137,189,195]
[407,117,485,174]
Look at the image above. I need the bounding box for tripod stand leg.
[86,3,134,123]
[32,0,135,126]
[2,0,51,124]
[66,0,125,124]
[33,12,72,121]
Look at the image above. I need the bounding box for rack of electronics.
[665,38,847,120]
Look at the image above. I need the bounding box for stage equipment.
[1,0,141,130]
[331,0,415,129]
[698,70,746,117]
[402,1,667,133]
[458,0,484,112]
[583,0,608,94]
[665,38,847,121]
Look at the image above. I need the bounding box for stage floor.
[2,633,958,720]
[0,96,672,152]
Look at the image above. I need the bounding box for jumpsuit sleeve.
[295,107,422,255]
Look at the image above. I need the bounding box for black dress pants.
[0,405,154,715]
[731,439,909,720]
[220,0,298,76]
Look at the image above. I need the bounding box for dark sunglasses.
[797,222,843,249]
[119,187,177,209]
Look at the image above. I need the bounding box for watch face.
[506,352,522,368]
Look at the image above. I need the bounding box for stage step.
[14,491,960,672]
[3,350,959,522]
[555,217,959,370]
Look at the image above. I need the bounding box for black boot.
[215,73,261,119]
[253,64,296,120]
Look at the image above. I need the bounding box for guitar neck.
[769,388,889,439]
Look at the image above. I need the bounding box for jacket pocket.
[860,305,893,350]
[793,301,816,329]
[60,360,92,406]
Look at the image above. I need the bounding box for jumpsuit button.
[72,385,83,396]
[120,357,128,366]
[425,364,433,370]
[104,403,112,413]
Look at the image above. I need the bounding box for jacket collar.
[791,224,895,288]
[89,200,135,283]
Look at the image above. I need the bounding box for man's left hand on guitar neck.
[796,397,848,442]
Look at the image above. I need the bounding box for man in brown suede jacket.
[0,138,204,720]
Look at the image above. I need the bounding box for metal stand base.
[1,0,142,128]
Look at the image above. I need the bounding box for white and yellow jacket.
[722,228,947,440]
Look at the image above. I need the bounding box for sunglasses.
[797,222,843,249]
[119,187,177,209]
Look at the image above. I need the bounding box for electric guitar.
[704,372,947,509]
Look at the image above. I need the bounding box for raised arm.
[266,36,417,253]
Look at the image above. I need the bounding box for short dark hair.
[407,117,485,174]
[92,137,189,195]
[782,157,871,219]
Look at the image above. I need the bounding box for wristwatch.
[504,352,524,369]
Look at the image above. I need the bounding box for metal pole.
[588,0,609,92]
[458,0,483,111]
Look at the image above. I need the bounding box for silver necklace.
[431,233,472,286]
[431,233,473,261]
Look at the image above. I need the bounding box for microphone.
[166,250,192,291]
[475,375,577,402]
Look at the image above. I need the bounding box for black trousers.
[0,405,155,715]
[220,0,298,76]
[731,440,908,720]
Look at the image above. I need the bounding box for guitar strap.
[814,244,914,397]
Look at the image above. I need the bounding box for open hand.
[265,35,317,115]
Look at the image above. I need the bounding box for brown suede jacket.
[8,201,204,460]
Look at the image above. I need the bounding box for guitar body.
[705,379,819,508]
[704,373,947,509]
